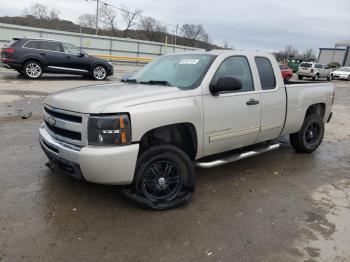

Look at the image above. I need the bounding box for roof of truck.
[165,49,272,57]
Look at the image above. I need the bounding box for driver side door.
[203,56,261,156]
[61,43,91,73]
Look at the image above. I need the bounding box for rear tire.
[289,114,324,153]
[327,74,333,81]
[23,61,43,79]
[347,75,350,81]
[313,74,319,81]
[131,145,195,210]
[298,75,303,80]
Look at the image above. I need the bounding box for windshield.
[336,67,350,72]
[300,63,312,68]
[129,54,217,89]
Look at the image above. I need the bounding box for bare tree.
[99,4,118,36]
[121,6,142,37]
[48,8,60,21]
[301,49,316,61]
[181,24,207,47]
[139,16,167,41]
[78,14,96,28]
[23,3,48,20]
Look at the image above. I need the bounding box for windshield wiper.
[139,80,173,86]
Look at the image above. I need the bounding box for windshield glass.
[337,67,350,72]
[130,54,217,89]
[300,63,312,68]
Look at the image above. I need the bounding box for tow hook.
[45,160,57,171]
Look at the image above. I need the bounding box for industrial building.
[318,40,350,66]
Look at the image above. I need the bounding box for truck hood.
[45,82,190,114]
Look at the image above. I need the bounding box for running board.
[194,143,280,168]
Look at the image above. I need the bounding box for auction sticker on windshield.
[179,59,200,64]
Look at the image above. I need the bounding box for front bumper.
[39,124,139,185]
[332,74,348,80]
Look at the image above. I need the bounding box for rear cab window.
[254,57,276,90]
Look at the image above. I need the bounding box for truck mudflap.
[123,187,192,210]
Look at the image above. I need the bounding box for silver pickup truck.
[39,50,334,209]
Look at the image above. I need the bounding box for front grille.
[44,107,82,123]
[45,121,81,140]
[44,105,83,146]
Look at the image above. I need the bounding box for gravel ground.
[0,66,350,262]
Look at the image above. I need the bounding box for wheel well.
[138,123,198,160]
[22,58,43,69]
[305,103,326,119]
[92,63,107,70]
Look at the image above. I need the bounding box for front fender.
[128,96,204,159]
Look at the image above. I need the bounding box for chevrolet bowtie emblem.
[47,117,56,126]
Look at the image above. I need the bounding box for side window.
[40,41,63,52]
[212,56,254,92]
[255,57,276,90]
[62,43,81,55]
[23,41,40,49]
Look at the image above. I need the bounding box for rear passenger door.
[254,57,286,143]
[38,41,68,69]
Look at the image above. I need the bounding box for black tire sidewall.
[134,145,195,202]
[298,114,324,152]
[23,61,43,79]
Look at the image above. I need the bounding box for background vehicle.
[287,58,302,73]
[331,67,350,81]
[297,62,332,81]
[0,38,113,80]
[279,64,293,83]
[39,50,334,210]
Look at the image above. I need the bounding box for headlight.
[88,114,131,146]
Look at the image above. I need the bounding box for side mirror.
[78,53,85,57]
[210,76,242,95]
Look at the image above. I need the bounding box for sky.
[1,0,349,52]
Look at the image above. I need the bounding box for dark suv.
[0,38,114,80]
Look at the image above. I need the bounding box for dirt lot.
[0,66,350,262]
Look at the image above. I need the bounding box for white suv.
[297,62,332,81]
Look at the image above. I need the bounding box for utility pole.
[95,0,99,35]
[174,24,178,46]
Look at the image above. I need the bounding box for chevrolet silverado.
[39,50,334,209]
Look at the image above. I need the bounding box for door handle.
[246,99,259,105]
[66,56,71,59]
[40,53,46,56]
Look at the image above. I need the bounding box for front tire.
[313,74,319,81]
[347,75,350,81]
[298,75,303,80]
[327,74,333,81]
[131,145,195,209]
[289,114,324,153]
[23,61,43,79]
[91,65,107,80]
